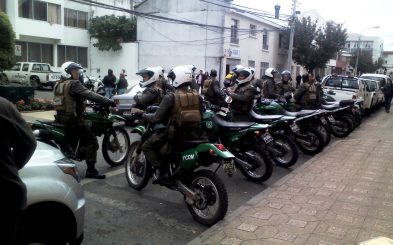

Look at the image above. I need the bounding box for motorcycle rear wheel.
[125,141,151,191]
[269,133,298,168]
[313,123,331,146]
[295,128,324,155]
[102,126,130,166]
[186,170,228,226]
[235,146,273,183]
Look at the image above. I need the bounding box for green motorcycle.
[31,104,130,166]
[199,108,274,183]
[125,112,234,226]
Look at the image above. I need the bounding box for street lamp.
[354,26,380,75]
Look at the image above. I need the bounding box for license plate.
[327,115,335,123]
[262,132,273,144]
[320,117,327,125]
[49,73,61,81]
[290,122,300,132]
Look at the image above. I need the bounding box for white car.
[111,84,145,125]
[321,75,374,115]
[364,79,384,109]
[20,141,85,244]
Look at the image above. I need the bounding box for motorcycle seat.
[282,110,316,117]
[321,103,339,110]
[250,110,283,123]
[339,100,355,107]
[212,115,254,131]
[38,120,66,128]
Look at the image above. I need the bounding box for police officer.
[276,70,295,100]
[249,67,263,98]
[142,66,202,183]
[293,72,323,109]
[54,62,114,179]
[262,67,280,99]
[203,69,225,106]
[134,67,164,110]
[226,68,257,122]
[185,65,198,91]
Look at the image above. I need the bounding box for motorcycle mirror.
[225,96,233,104]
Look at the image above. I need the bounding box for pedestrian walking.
[117,73,128,95]
[196,69,207,93]
[382,77,393,113]
[102,69,116,99]
[295,74,302,88]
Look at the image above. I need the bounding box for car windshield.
[325,77,359,89]
[362,76,384,82]
[366,81,377,90]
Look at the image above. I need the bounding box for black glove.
[284,92,292,100]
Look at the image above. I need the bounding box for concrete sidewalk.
[189,111,393,245]
[21,110,55,122]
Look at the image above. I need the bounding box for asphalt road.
[33,90,318,244]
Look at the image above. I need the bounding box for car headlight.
[54,158,80,182]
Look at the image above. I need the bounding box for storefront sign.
[224,47,240,59]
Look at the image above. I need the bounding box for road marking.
[81,167,125,185]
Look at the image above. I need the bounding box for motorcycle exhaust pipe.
[234,156,254,169]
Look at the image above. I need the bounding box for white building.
[382,51,393,70]
[1,0,140,81]
[344,34,384,62]
[135,0,294,81]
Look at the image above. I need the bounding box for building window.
[248,60,255,68]
[260,62,269,78]
[65,8,88,29]
[15,41,53,65]
[18,0,61,24]
[57,45,88,67]
[262,31,269,50]
[231,19,239,44]
[0,0,6,12]
[249,24,257,37]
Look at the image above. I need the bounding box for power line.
[70,0,287,32]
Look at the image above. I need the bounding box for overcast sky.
[233,0,393,51]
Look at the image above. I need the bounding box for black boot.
[86,162,106,179]
[152,165,169,185]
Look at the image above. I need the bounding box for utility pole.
[204,4,208,71]
[287,0,297,73]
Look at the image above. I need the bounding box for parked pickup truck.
[2,62,61,89]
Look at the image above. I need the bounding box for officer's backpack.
[172,90,201,128]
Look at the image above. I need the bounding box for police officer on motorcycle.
[225,68,258,122]
[54,62,115,179]
[294,72,323,109]
[142,66,203,183]
[134,67,164,110]
[262,67,280,99]
[276,70,295,101]
[203,69,225,106]
[156,66,175,95]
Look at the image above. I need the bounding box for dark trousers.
[384,94,393,112]
[0,210,23,245]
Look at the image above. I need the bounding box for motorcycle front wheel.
[186,170,228,226]
[269,133,298,168]
[125,141,151,191]
[235,146,273,183]
[295,128,324,155]
[102,126,130,166]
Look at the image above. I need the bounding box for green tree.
[292,17,347,72]
[88,15,137,51]
[0,12,15,71]
[350,50,375,73]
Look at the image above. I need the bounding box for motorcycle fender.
[196,143,235,159]
[108,114,127,123]
[130,125,146,135]
[180,148,198,170]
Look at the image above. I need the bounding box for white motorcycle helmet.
[155,66,164,77]
[61,61,83,79]
[232,65,245,76]
[249,67,256,78]
[236,68,252,85]
[167,66,193,88]
[136,67,159,88]
[265,67,278,78]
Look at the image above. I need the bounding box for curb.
[187,139,343,245]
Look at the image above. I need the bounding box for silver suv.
[20,141,85,244]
